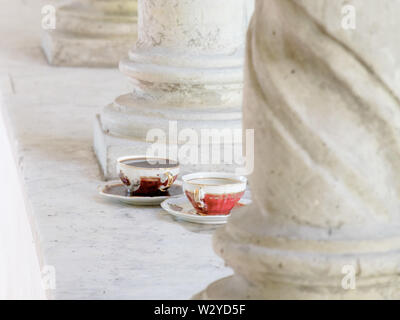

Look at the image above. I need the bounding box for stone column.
[42,0,138,67]
[94,0,254,179]
[197,0,400,299]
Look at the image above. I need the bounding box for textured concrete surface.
[200,0,400,299]
[0,0,231,299]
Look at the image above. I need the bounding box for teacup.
[117,156,179,196]
[182,172,247,215]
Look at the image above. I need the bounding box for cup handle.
[194,187,206,209]
[159,172,174,192]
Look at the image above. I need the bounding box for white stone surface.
[1,0,231,299]
[94,0,254,179]
[198,0,400,299]
[0,101,46,300]
[42,0,138,67]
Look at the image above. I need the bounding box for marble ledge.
[0,0,231,299]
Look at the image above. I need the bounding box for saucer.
[98,180,183,206]
[161,195,252,224]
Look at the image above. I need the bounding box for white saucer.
[161,195,252,225]
[98,180,183,206]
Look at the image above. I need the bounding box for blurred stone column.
[197,0,400,299]
[42,0,138,67]
[94,0,254,179]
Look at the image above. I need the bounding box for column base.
[41,31,135,68]
[195,274,400,300]
[194,204,400,300]
[41,0,137,67]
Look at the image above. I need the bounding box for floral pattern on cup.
[117,156,180,196]
[119,171,131,187]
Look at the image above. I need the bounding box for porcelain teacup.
[117,156,179,196]
[182,172,247,215]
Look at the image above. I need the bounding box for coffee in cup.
[117,156,179,196]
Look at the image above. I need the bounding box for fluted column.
[197,0,400,299]
[94,0,254,179]
[42,0,138,67]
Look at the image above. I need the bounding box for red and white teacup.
[117,156,179,196]
[182,172,247,215]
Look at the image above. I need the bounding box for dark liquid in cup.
[121,158,178,169]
